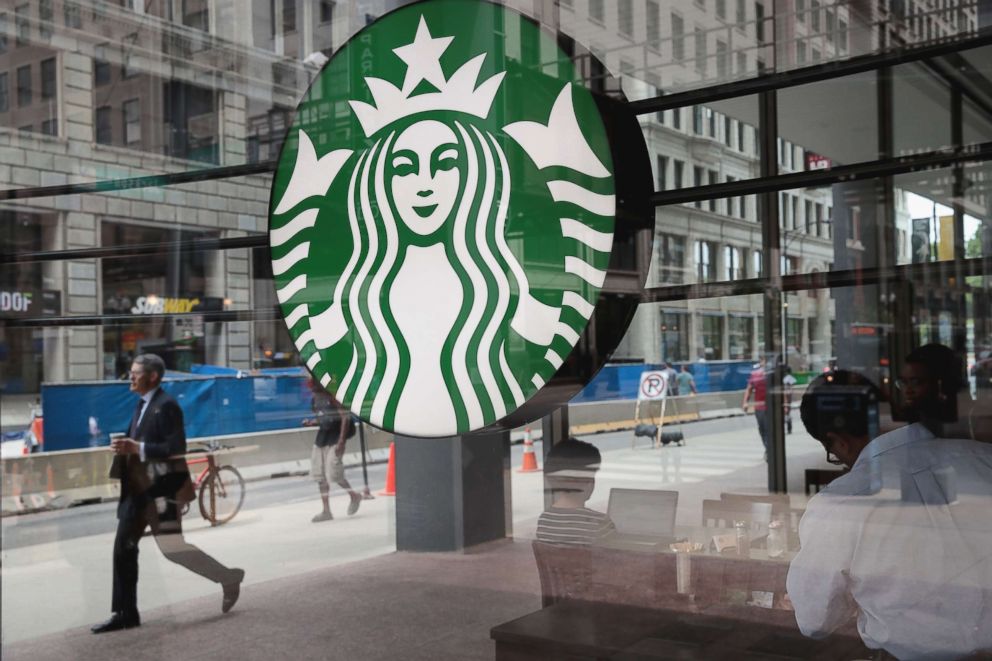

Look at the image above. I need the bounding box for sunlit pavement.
[2,417,829,656]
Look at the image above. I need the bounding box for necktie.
[129,399,145,437]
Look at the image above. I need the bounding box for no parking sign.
[638,371,668,401]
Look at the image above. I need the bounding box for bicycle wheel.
[198,465,245,525]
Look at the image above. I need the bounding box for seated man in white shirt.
[787,370,992,660]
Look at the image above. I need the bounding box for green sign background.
[269,0,615,436]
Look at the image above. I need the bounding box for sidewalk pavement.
[2,423,830,659]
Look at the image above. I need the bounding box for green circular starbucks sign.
[269,0,634,437]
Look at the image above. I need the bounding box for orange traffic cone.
[378,442,396,496]
[517,428,540,473]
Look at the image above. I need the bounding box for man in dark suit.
[91,353,245,634]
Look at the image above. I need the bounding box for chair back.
[805,468,847,495]
[532,540,593,608]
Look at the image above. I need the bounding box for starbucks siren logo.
[269,2,616,437]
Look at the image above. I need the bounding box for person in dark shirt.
[304,381,361,522]
[536,438,615,546]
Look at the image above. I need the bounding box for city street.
[2,416,828,647]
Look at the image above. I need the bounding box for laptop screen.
[607,488,679,537]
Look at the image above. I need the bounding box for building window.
[708,171,718,211]
[16,65,31,107]
[815,202,824,236]
[41,58,56,100]
[183,0,209,31]
[94,44,112,86]
[64,1,82,28]
[41,118,57,135]
[122,33,139,78]
[716,40,728,78]
[695,28,707,75]
[724,245,744,280]
[755,2,765,42]
[804,200,814,233]
[95,105,113,144]
[673,159,684,188]
[590,0,604,23]
[646,1,660,51]
[796,39,806,65]
[812,47,821,63]
[825,9,835,42]
[659,233,686,284]
[672,107,682,130]
[39,0,53,40]
[753,249,763,277]
[838,19,848,51]
[0,73,8,112]
[699,315,724,360]
[0,13,8,54]
[723,115,732,146]
[661,312,689,362]
[811,0,820,31]
[618,0,633,37]
[695,240,716,282]
[797,0,806,23]
[693,167,704,207]
[726,176,737,216]
[736,0,746,24]
[716,0,726,20]
[123,99,140,145]
[782,255,799,275]
[737,121,745,151]
[787,317,803,353]
[728,316,754,359]
[657,156,668,190]
[791,196,799,230]
[672,14,684,60]
[15,4,29,46]
[693,106,704,134]
[707,107,716,136]
[319,0,334,23]
[282,0,297,32]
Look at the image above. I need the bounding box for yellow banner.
[938,215,955,261]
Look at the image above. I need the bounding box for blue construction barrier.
[40,362,754,452]
[41,372,313,452]
[571,360,756,403]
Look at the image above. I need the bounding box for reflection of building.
[0,1,382,392]
[555,1,840,369]
[0,0,986,394]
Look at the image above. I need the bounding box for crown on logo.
[348,16,506,137]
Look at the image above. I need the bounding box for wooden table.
[491,600,869,660]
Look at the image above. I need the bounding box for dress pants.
[112,498,234,617]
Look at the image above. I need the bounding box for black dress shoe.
[91,613,140,634]
[222,568,245,614]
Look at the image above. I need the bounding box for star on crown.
[348,16,506,137]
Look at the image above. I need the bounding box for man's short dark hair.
[905,343,964,396]
[800,370,880,444]
[133,353,166,379]
[545,439,602,494]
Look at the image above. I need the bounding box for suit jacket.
[111,388,192,519]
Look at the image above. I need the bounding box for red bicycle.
[182,442,246,526]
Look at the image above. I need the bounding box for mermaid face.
[389,120,462,236]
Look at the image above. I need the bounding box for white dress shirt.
[136,387,158,462]
[787,423,992,660]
